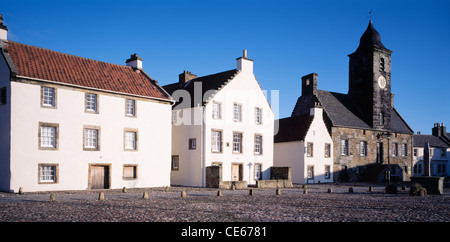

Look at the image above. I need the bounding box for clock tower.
[348,20,393,130]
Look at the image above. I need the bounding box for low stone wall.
[220,181,248,189]
[256,179,292,188]
[410,176,444,195]
[257,167,293,188]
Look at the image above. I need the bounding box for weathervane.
[369,10,374,21]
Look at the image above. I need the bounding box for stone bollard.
[18,187,24,195]
[302,184,307,189]
[50,193,56,202]
[401,184,406,191]
[231,184,236,191]
[181,191,187,198]
[122,187,127,193]
[217,190,222,197]
[327,188,333,193]
[249,189,254,196]
[303,189,308,194]
[369,186,373,192]
[165,186,170,192]
[276,188,281,195]
[99,192,105,200]
[143,191,149,200]
[348,187,354,193]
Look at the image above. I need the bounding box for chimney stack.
[0,14,8,40]
[237,49,253,73]
[301,73,318,97]
[126,53,143,70]
[431,122,447,137]
[178,71,197,86]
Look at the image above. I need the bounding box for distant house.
[274,105,333,184]
[413,123,450,177]
[163,50,274,187]
[0,16,174,192]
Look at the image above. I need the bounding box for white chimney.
[126,53,143,70]
[0,14,8,40]
[310,102,323,119]
[237,49,253,73]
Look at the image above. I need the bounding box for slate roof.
[163,69,239,108]
[274,114,314,143]
[352,20,391,54]
[292,89,413,134]
[413,135,450,148]
[3,40,171,101]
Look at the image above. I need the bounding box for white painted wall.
[413,146,450,177]
[274,107,333,184]
[8,80,172,192]
[170,56,274,187]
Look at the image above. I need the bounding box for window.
[307,142,314,157]
[125,131,137,150]
[233,133,243,153]
[392,143,398,156]
[189,138,196,150]
[325,165,331,179]
[402,143,408,157]
[211,130,222,152]
[254,164,262,180]
[0,87,6,105]
[39,164,58,183]
[341,139,349,156]
[360,141,367,156]
[39,122,58,150]
[441,149,447,157]
[233,103,242,122]
[123,165,137,180]
[212,102,221,119]
[325,143,331,157]
[125,99,136,117]
[307,165,314,179]
[379,112,384,125]
[85,93,98,113]
[255,107,262,125]
[254,135,263,155]
[380,57,385,72]
[414,148,418,157]
[42,86,56,108]
[84,127,99,150]
[172,155,179,171]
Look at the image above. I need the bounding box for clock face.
[378,76,386,89]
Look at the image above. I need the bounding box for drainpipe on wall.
[201,106,206,187]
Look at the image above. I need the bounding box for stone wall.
[332,126,412,182]
[256,167,293,188]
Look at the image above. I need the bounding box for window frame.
[83,125,101,151]
[189,138,196,150]
[360,141,368,156]
[254,134,263,155]
[232,132,243,154]
[307,142,314,157]
[85,93,99,113]
[38,163,59,184]
[340,139,349,156]
[41,86,57,108]
[38,122,59,150]
[124,129,138,151]
[233,103,242,122]
[212,101,222,120]
[211,130,223,153]
[123,164,138,180]
[255,107,262,125]
[171,155,179,171]
[324,143,331,158]
[125,98,137,117]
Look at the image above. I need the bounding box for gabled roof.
[163,69,239,108]
[413,135,450,148]
[274,114,314,143]
[3,40,171,101]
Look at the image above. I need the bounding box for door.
[90,165,110,189]
[231,164,242,181]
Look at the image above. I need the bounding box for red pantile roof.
[5,41,171,101]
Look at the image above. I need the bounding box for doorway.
[231,164,243,181]
[89,164,110,189]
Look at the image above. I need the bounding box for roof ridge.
[8,40,131,70]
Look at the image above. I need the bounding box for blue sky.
[2,0,449,134]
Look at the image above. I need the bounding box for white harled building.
[163,50,274,187]
[0,16,174,192]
